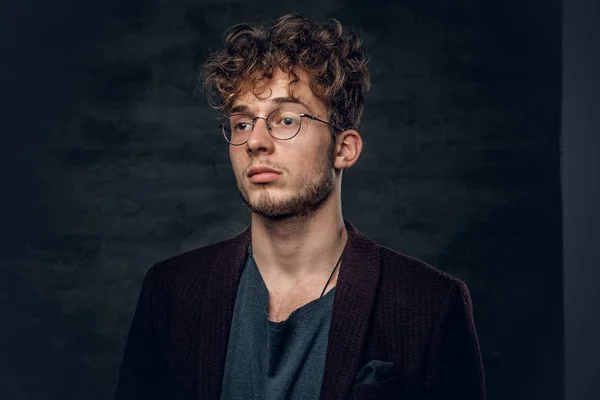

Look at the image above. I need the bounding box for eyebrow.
[229,97,312,114]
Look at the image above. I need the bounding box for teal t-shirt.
[220,248,336,400]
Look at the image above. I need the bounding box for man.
[115,14,485,400]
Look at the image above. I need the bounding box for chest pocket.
[347,374,403,400]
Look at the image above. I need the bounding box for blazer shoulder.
[143,232,248,287]
[378,244,469,294]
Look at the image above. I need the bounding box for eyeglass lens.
[223,109,302,145]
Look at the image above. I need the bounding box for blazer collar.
[197,219,381,400]
[319,220,382,400]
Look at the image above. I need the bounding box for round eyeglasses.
[219,108,339,146]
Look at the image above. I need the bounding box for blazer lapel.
[319,220,382,400]
[196,226,251,400]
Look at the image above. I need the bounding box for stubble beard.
[236,143,336,221]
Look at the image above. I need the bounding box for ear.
[333,129,363,170]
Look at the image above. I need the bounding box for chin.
[237,166,335,220]
[251,204,317,221]
[244,190,332,221]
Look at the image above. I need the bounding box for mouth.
[247,166,282,184]
[249,172,281,183]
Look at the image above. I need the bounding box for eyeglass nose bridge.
[249,115,272,132]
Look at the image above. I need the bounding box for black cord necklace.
[320,251,343,298]
[249,244,343,298]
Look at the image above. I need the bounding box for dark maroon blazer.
[114,220,485,400]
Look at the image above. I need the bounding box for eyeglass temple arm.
[300,114,342,132]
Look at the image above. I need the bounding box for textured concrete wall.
[1,0,561,399]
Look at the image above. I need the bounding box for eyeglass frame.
[218,108,342,146]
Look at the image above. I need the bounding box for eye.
[282,117,296,126]
[234,122,252,132]
[229,115,253,133]
[272,111,300,127]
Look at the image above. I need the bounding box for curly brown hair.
[200,14,371,132]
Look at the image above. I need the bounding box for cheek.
[294,149,326,177]
[229,150,245,172]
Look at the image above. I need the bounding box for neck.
[249,196,348,280]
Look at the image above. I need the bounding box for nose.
[246,117,274,155]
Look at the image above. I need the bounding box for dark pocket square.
[354,360,396,384]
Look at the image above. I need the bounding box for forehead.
[231,68,321,110]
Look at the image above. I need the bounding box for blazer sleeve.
[423,281,486,400]
[114,265,165,400]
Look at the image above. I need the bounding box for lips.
[247,165,282,183]
[247,166,281,178]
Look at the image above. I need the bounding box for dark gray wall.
[563,0,600,399]
[1,1,561,399]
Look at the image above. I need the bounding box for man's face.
[228,68,336,220]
